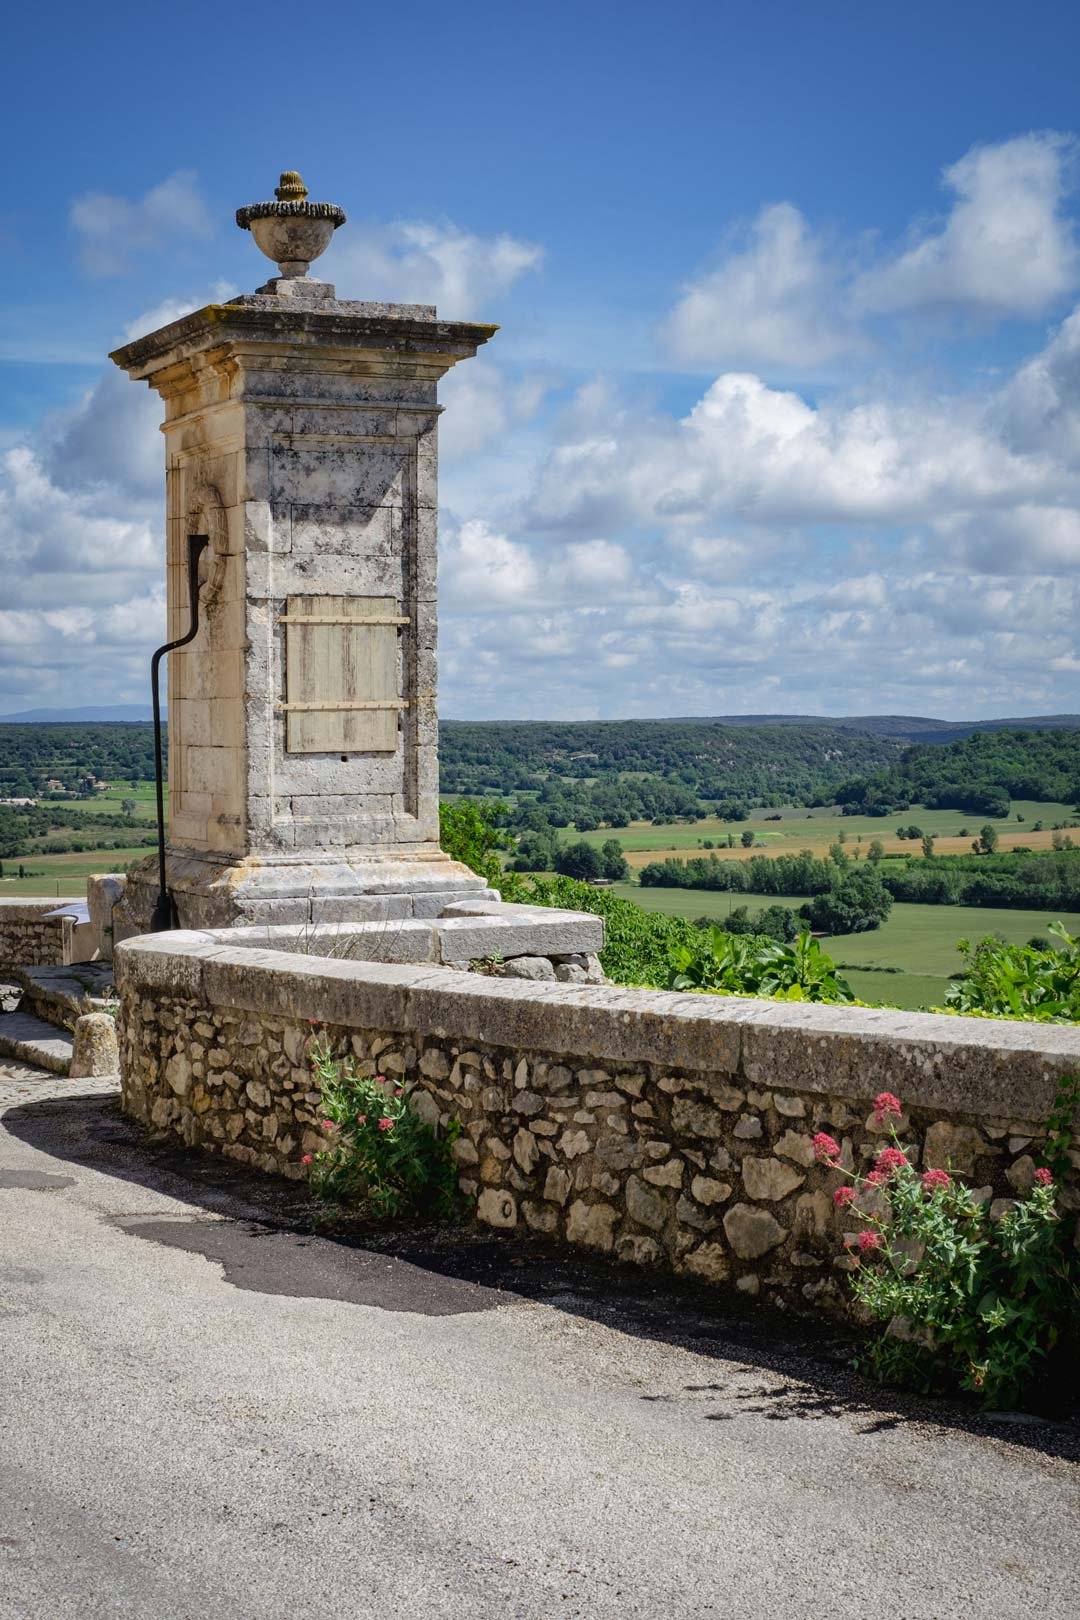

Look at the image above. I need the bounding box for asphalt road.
[1,1064,1077,1620]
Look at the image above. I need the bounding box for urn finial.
[236,172,346,280]
[274,171,309,202]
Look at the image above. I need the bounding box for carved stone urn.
[236,170,346,278]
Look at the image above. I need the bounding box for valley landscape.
[3,711,1077,1011]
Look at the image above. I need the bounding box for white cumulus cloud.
[857,133,1079,318]
[664,202,859,370]
[333,220,542,317]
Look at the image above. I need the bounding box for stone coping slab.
[116,933,1080,1122]
[0,899,75,920]
[175,905,604,966]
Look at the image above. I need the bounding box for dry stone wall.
[0,902,72,969]
[116,936,1080,1316]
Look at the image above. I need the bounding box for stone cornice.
[110,301,498,380]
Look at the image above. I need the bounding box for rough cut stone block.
[740,1157,805,1202]
[69,1012,119,1078]
[722,1203,786,1260]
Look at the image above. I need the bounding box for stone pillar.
[110,174,497,931]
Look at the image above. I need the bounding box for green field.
[611,882,1080,1010]
[32,782,160,823]
[576,800,1077,863]
[0,848,150,898]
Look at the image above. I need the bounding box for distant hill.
[3,706,1076,739]
[0,705,153,723]
[664,713,1080,745]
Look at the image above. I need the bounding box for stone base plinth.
[112,846,495,941]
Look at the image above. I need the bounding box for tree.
[740,829,755,848]
[554,840,603,881]
[921,833,935,858]
[799,868,892,935]
[599,839,629,881]
[979,824,999,854]
[121,799,137,821]
[867,839,885,863]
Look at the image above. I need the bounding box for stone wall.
[116,935,1080,1314]
[0,901,73,969]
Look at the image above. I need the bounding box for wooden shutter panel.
[282,595,405,754]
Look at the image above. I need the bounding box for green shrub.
[945,922,1080,1022]
[660,927,854,1002]
[820,1085,1080,1408]
[306,1035,463,1220]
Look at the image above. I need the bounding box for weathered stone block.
[741,1157,805,1202]
[566,1200,617,1251]
[476,1188,517,1228]
[626,1174,668,1231]
[722,1203,786,1260]
[69,1012,119,1078]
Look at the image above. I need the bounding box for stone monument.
[110,172,502,932]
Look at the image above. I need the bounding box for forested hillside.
[440,719,903,803]
[833,729,1080,818]
[0,724,155,796]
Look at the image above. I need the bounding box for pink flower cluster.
[378,1117,394,1133]
[813,1132,841,1164]
[833,1185,856,1209]
[873,1091,902,1124]
[874,1146,909,1176]
[1034,1167,1054,1187]
[921,1168,951,1192]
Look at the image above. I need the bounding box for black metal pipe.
[149,535,209,932]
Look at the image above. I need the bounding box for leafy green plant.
[945,922,1080,1021]
[819,1091,1080,1408]
[438,798,527,900]
[305,1034,463,1220]
[660,927,854,1002]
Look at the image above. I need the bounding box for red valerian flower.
[320,1120,338,1131]
[355,1115,367,1127]
[378,1117,394,1132]
[874,1147,909,1176]
[857,1230,882,1252]
[873,1091,902,1124]
[1034,1167,1054,1187]
[813,1132,841,1164]
[833,1185,856,1208]
[921,1168,951,1192]
[301,1153,313,1164]
[865,1169,887,1186]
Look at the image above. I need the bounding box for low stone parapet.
[0,900,75,969]
[115,933,1080,1315]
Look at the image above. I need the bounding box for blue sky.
[4,0,1080,719]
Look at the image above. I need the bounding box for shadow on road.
[5,1086,1078,1463]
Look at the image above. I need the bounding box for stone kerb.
[115,934,1080,1313]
